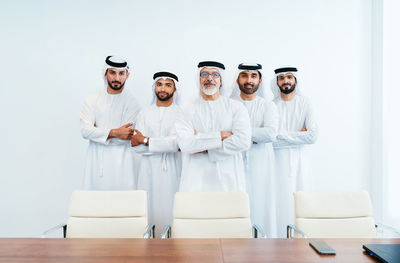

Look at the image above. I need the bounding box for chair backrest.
[67,190,148,238]
[171,192,253,238]
[294,190,376,238]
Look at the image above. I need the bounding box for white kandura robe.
[80,90,141,190]
[233,95,279,238]
[133,104,183,237]
[176,96,251,192]
[273,95,318,237]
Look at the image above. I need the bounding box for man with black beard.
[80,55,141,190]
[231,63,278,237]
[131,71,183,237]
[270,67,318,237]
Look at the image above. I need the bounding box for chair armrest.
[252,224,267,238]
[41,224,67,238]
[287,224,307,238]
[375,223,400,237]
[161,225,171,239]
[143,224,155,239]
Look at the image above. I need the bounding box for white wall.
[0,0,373,237]
[382,0,400,228]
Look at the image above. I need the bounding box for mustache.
[244,83,254,87]
[204,80,215,85]
[112,81,122,85]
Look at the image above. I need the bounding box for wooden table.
[0,238,398,262]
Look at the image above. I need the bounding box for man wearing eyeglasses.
[176,61,251,192]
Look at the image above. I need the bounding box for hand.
[109,123,134,140]
[131,129,146,147]
[253,141,258,144]
[301,128,307,132]
[221,131,233,141]
[194,129,198,135]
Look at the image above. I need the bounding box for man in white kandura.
[131,71,183,237]
[271,66,318,237]
[80,55,141,190]
[231,63,278,237]
[176,61,251,192]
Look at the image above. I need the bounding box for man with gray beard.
[176,61,251,192]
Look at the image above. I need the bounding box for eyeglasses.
[200,72,221,79]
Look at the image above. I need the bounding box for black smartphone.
[309,241,336,255]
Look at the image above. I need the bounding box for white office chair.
[287,190,377,238]
[42,190,154,238]
[161,192,265,238]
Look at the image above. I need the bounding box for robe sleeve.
[80,95,111,145]
[208,101,251,161]
[176,106,222,154]
[274,100,318,148]
[150,108,181,153]
[108,97,142,146]
[252,101,278,144]
[131,109,149,154]
[146,136,178,153]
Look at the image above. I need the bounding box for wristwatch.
[143,137,149,146]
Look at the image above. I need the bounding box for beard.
[278,83,296,94]
[201,85,219,96]
[201,80,220,96]
[156,91,174,101]
[239,82,259,95]
[107,80,126,91]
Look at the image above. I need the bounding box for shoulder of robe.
[272,97,280,105]
[262,98,276,108]
[83,92,104,104]
[254,96,267,104]
[296,94,312,107]
[180,99,197,114]
[171,103,184,112]
[228,97,248,115]
[121,91,142,110]
[122,90,139,102]
[230,95,241,102]
[142,104,160,117]
[172,104,185,119]
[228,97,244,108]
